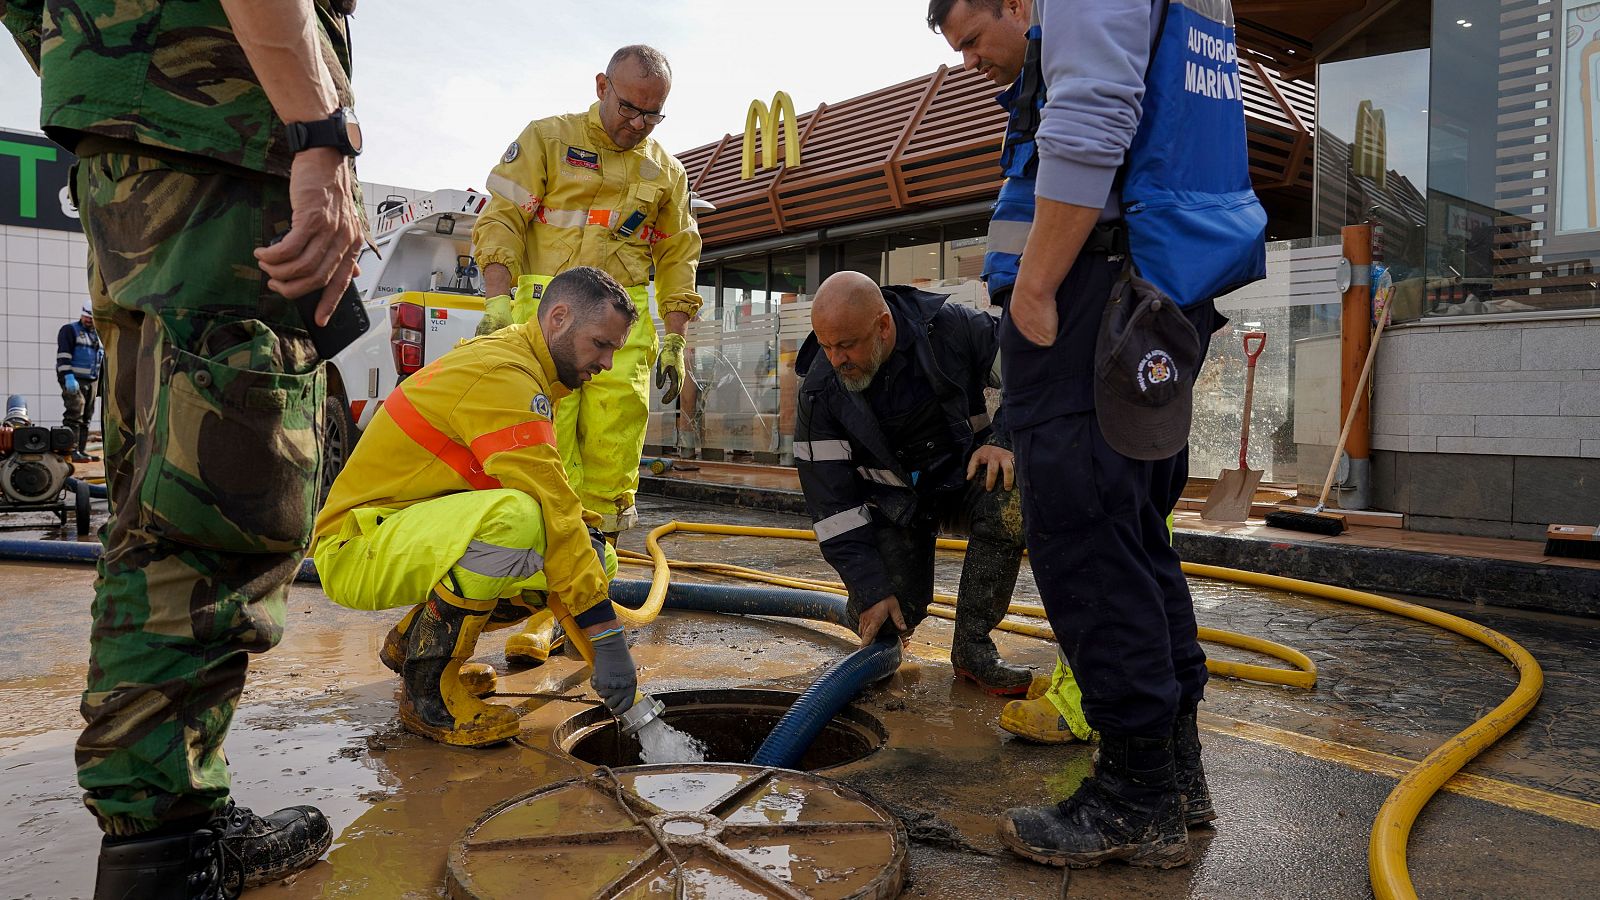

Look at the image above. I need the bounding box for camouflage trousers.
[73,141,325,837]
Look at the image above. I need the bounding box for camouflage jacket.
[2,0,355,178]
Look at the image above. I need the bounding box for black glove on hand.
[589,629,637,714]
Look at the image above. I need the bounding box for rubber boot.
[998,732,1189,869]
[398,583,523,747]
[381,604,498,698]
[1001,657,1094,744]
[1174,706,1217,827]
[505,607,567,667]
[950,531,1032,696]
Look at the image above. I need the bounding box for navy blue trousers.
[1001,253,1220,737]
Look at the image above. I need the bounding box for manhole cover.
[447,763,907,899]
[556,689,886,772]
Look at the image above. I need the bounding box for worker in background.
[470,44,702,668]
[927,0,1094,746]
[7,0,365,893]
[794,270,1032,696]
[313,267,642,747]
[56,302,104,462]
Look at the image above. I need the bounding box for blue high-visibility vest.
[981,24,1045,304]
[1122,0,1267,306]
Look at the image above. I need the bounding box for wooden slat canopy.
[680,58,1315,252]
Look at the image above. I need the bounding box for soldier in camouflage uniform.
[3,1,366,896]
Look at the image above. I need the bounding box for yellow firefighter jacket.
[313,323,610,619]
[473,103,702,320]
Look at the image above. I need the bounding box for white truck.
[321,188,494,496]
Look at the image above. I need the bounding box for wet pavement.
[3,496,1599,898]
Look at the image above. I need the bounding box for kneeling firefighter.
[313,267,643,746]
[795,271,1033,695]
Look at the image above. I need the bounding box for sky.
[1,0,961,192]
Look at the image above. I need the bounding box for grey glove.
[589,629,637,714]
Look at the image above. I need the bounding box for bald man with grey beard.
[792,271,1032,695]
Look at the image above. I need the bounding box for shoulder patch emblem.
[503,141,520,164]
[638,157,661,180]
[531,393,552,418]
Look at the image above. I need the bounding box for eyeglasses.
[612,90,666,126]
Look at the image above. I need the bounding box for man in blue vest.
[979,0,1264,870]
[56,303,104,462]
[928,0,1096,749]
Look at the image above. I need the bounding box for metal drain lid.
[448,762,907,899]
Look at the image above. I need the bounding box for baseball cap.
[1094,271,1203,461]
[81,303,93,317]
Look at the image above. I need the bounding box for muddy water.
[4,495,1600,897]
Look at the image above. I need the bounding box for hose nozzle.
[616,691,665,736]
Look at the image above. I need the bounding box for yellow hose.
[615,519,1543,899]
[621,521,1315,689]
[1181,564,1544,900]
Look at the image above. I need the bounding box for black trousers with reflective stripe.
[842,478,1024,636]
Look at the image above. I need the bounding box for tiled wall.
[1,224,90,427]
[1371,318,1600,459]
[1369,316,1600,539]
[1,180,420,431]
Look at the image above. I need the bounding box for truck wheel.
[321,392,358,504]
[74,479,92,536]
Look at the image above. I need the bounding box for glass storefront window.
[941,218,991,308]
[838,236,885,280]
[1422,0,1600,317]
[885,227,941,286]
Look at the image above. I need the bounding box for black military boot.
[94,828,237,900]
[95,800,331,898]
[998,731,1189,869]
[209,800,332,887]
[950,538,1032,696]
[1174,706,1217,827]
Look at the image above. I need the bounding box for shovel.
[1201,330,1267,522]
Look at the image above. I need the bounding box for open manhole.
[448,763,908,899]
[554,689,886,772]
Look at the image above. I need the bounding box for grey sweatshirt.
[1034,0,1164,215]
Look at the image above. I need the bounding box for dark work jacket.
[793,286,1007,604]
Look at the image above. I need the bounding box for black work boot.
[998,731,1189,869]
[94,828,237,900]
[950,537,1032,696]
[209,800,332,887]
[1173,706,1217,827]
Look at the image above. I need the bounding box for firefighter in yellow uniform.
[313,268,644,747]
[471,45,700,666]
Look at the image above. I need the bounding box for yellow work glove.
[475,294,513,336]
[655,332,686,404]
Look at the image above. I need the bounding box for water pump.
[0,395,92,533]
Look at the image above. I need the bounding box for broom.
[1264,275,1395,536]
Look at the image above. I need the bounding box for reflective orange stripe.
[385,387,503,491]
[469,419,556,461]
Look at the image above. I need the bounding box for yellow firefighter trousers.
[314,488,618,612]
[514,274,656,532]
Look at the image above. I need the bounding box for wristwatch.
[285,106,363,157]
